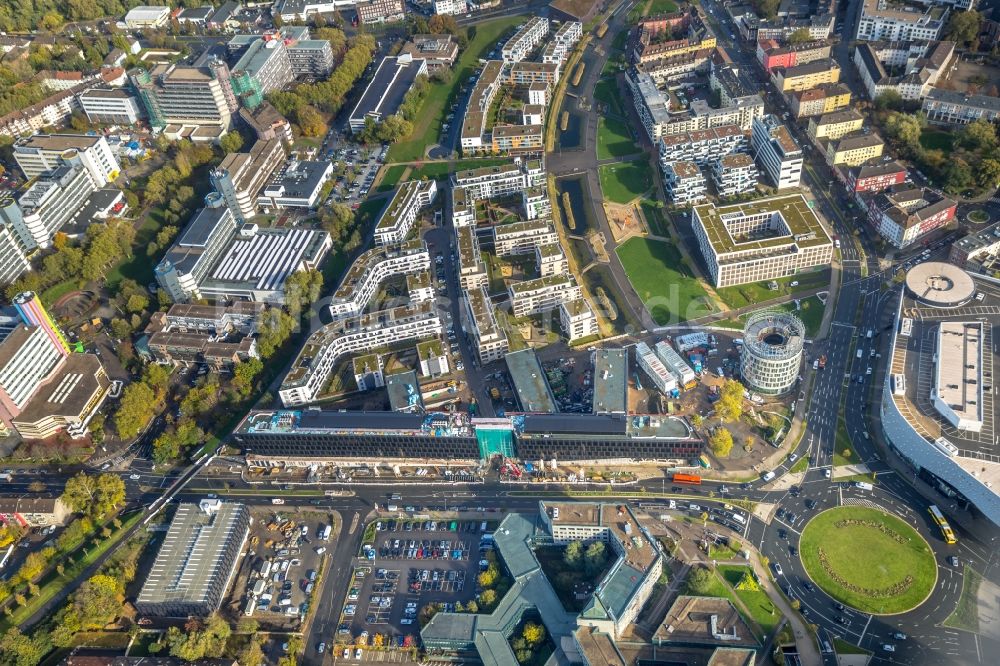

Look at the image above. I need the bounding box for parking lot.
[224,509,335,629]
[338,519,490,649]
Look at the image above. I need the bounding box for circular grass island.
[798,506,937,615]
[968,209,991,224]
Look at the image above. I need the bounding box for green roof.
[693,194,831,256]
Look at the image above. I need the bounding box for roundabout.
[798,506,938,615]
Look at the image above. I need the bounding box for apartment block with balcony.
[543,21,583,63]
[657,124,747,168]
[329,240,430,319]
[452,159,544,200]
[823,132,884,167]
[373,180,438,246]
[494,218,559,257]
[456,225,488,290]
[807,108,864,141]
[13,133,120,184]
[452,186,475,227]
[536,242,568,278]
[855,0,946,42]
[710,153,759,198]
[509,274,582,318]
[501,17,550,63]
[663,160,707,205]
[751,114,802,190]
[463,285,509,365]
[559,298,598,342]
[922,88,1000,125]
[522,186,551,219]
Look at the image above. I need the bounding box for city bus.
[672,473,702,485]
[928,505,957,544]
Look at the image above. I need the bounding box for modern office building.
[922,88,1000,125]
[692,195,833,287]
[463,286,509,365]
[329,240,430,319]
[155,195,331,303]
[77,87,144,124]
[663,160,707,205]
[0,163,97,250]
[855,0,946,42]
[239,102,293,143]
[740,310,805,395]
[501,17,550,63]
[864,185,956,249]
[228,28,335,79]
[493,218,559,257]
[356,0,405,24]
[348,55,429,133]
[257,159,333,210]
[750,114,802,190]
[229,36,295,100]
[13,133,120,185]
[823,132,885,167]
[710,153,759,197]
[0,325,64,430]
[211,139,287,222]
[130,60,239,133]
[10,352,111,440]
[278,301,442,406]
[509,274,583,318]
[0,226,30,286]
[373,180,438,246]
[808,109,865,141]
[135,501,251,618]
[158,301,266,335]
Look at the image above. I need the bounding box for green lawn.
[640,200,668,235]
[718,565,781,638]
[647,0,679,13]
[944,566,982,632]
[598,159,654,204]
[715,271,830,310]
[799,507,937,614]
[716,295,827,338]
[40,279,80,307]
[833,637,872,656]
[833,417,860,466]
[920,129,954,152]
[408,157,510,182]
[387,16,523,162]
[594,78,625,117]
[597,116,637,160]
[615,237,717,325]
[790,456,809,474]
[377,164,408,191]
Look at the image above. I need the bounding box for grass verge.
[718,565,781,638]
[943,565,983,632]
[833,637,872,655]
[715,271,830,310]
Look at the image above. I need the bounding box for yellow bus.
[928,505,957,544]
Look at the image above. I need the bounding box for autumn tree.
[715,379,745,422]
[709,428,734,457]
[61,472,125,519]
[522,622,546,646]
[563,540,583,567]
[219,130,244,153]
[686,566,715,595]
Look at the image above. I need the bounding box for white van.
[762,471,776,482]
[731,512,747,525]
[855,481,873,491]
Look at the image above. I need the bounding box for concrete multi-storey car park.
[882,262,1000,529]
[278,301,442,406]
[328,240,430,319]
[692,195,833,288]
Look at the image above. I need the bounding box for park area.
[598,160,654,204]
[615,237,717,325]
[386,16,523,162]
[799,507,937,614]
[597,117,637,160]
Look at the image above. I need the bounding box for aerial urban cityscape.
[0,0,999,665]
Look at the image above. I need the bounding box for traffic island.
[798,506,937,614]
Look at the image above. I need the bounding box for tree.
[62,472,125,519]
[757,0,780,19]
[882,112,924,152]
[238,640,265,666]
[978,159,1000,189]
[716,379,745,422]
[959,119,997,151]
[686,566,715,595]
[16,549,52,584]
[219,131,244,153]
[787,28,812,44]
[944,158,974,195]
[285,269,323,314]
[945,10,982,46]
[790,598,802,610]
[295,104,326,137]
[233,358,264,397]
[709,428,734,457]
[522,622,546,646]
[477,566,498,588]
[428,14,459,34]
[873,90,904,112]
[115,382,156,439]
[479,588,497,608]
[73,574,124,630]
[563,540,583,568]
[257,308,298,358]
[691,414,704,428]
[0,627,48,666]
[583,541,606,575]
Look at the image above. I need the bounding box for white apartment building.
[373,180,438,246]
[692,195,833,287]
[543,21,583,63]
[560,298,598,342]
[635,341,677,394]
[407,271,435,303]
[751,114,802,190]
[853,41,954,102]
[452,159,545,201]
[463,286,509,364]
[211,139,287,222]
[657,124,747,168]
[433,0,466,15]
[855,0,946,41]
[522,186,551,219]
[509,274,582,318]
[279,301,442,406]
[452,186,475,228]
[155,201,238,303]
[456,225,488,290]
[663,161,707,205]
[329,240,430,319]
[922,88,1000,125]
[0,325,64,428]
[460,60,503,153]
[77,88,144,125]
[501,17,550,63]
[536,242,567,278]
[13,134,120,185]
[0,226,30,286]
[711,153,759,197]
[0,164,96,251]
[493,218,559,257]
